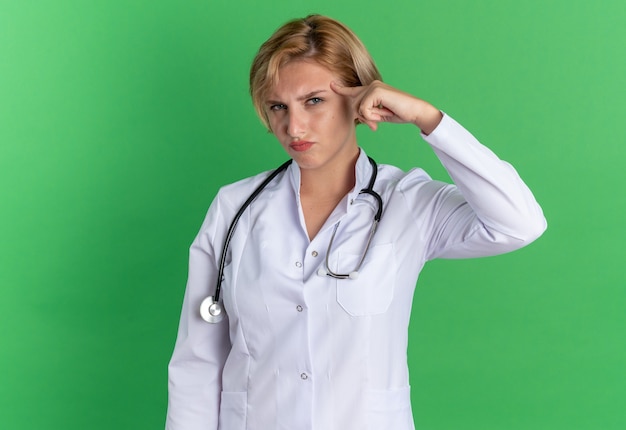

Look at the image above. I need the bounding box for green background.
[1,0,624,428]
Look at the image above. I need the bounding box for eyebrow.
[266,89,327,105]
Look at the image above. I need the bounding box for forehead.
[266,60,337,100]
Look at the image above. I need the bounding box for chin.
[291,154,325,171]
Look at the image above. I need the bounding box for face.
[265,60,358,173]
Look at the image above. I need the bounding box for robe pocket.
[218,391,247,430]
[366,386,414,430]
[335,243,396,316]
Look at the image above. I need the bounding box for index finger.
[330,81,363,97]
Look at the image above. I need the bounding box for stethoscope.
[200,156,383,323]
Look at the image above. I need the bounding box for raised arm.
[332,80,547,258]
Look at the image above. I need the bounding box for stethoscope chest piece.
[200,296,224,323]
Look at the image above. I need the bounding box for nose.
[286,108,306,139]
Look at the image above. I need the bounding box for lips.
[289,141,314,152]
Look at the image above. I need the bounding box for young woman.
[166,14,546,430]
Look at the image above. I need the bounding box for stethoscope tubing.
[202,156,381,323]
[213,159,293,304]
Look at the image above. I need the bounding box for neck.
[299,150,359,200]
[297,150,360,240]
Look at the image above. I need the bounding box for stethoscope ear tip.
[348,271,359,280]
[317,267,328,277]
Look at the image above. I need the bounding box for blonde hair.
[250,14,382,129]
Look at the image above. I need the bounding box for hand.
[330,80,443,135]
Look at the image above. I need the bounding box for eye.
[269,103,287,112]
[306,97,323,105]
